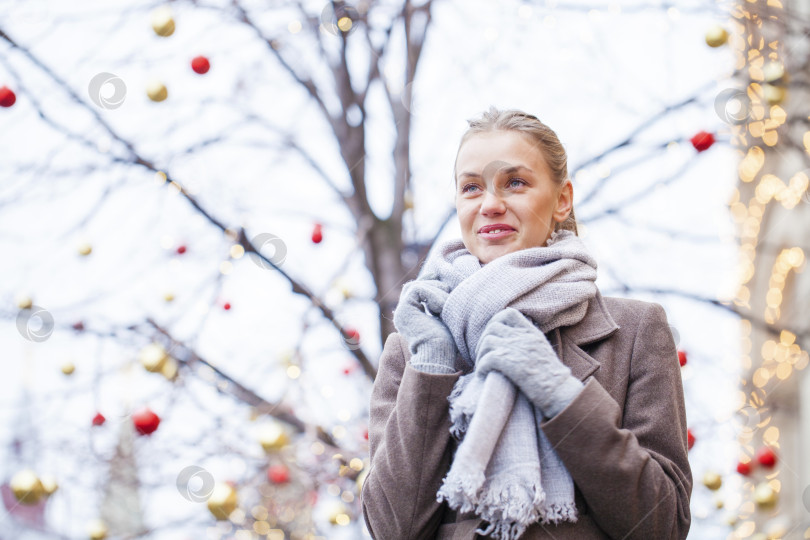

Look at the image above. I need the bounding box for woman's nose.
[479,186,506,215]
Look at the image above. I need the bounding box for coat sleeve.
[539,302,693,540]
[361,332,462,540]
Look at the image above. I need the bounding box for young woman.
[361,107,692,539]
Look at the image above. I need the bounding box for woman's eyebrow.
[458,165,534,179]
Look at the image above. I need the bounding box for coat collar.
[550,289,620,382]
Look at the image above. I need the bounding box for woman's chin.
[474,244,515,264]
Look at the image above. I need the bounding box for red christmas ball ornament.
[687,428,695,450]
[345,327,359,341]
[267,464,290,484]
[311,223,323,244]
[176,245,187,255]
[223,302,231,311]
[756,446,777,468]
[0,86,16,108]
[132,407,161,435]
[690,131,715,152]
[72,320,85,331]
[191,56,210,74]
[677,350,687,367]
[736,461,752,476]
[363,428,368,440]
[92,412,106,426]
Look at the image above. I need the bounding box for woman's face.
[454,130,573,265]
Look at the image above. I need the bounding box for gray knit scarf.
[416,229,598,539]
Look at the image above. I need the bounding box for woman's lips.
[479,229,515,240]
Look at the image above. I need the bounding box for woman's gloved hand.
[475,307,584,418]
[392,278,459,374]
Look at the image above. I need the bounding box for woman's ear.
[552,180,574,223]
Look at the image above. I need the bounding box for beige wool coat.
[361,290,693,539]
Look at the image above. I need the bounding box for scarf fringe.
[538,500,579,525]
[473,499,579,540]
[436,468,486,514]
[475,474,545,525]
[475,519,528,540]
[440,469,548,540]
[447,373,480,439]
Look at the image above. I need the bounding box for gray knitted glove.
[475,307,584,418]
[392,278,458,374]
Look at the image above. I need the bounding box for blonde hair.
[453,106,578,235]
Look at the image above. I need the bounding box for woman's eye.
[507,178,526,188]
[461,184,480,193]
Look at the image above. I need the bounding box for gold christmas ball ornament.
[39,474,59,496]
[16,294,33,309]
[258,422,290,452]
[207,482,238,520]
[159,356,179,380]
[78,242,93,256]
[331,276,353,299]
[702,471,722,491]
[11,469,45,505]
[147,81,168,102]
[404,189,414,210]
[763,61,786,83]
[61,361,76,375]
[705,25,729,47]
[162,290,174,302]
[754,481,778,510]
[328,503,350,526]
[139,343,169,373]
[150,6,175,37]
[763,516,790,539]
[762,84,786,105]
[87,519,108,540]
[355,468,368,493]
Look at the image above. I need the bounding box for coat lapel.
[550,290,620,382]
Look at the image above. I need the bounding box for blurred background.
[1,0,809,538]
